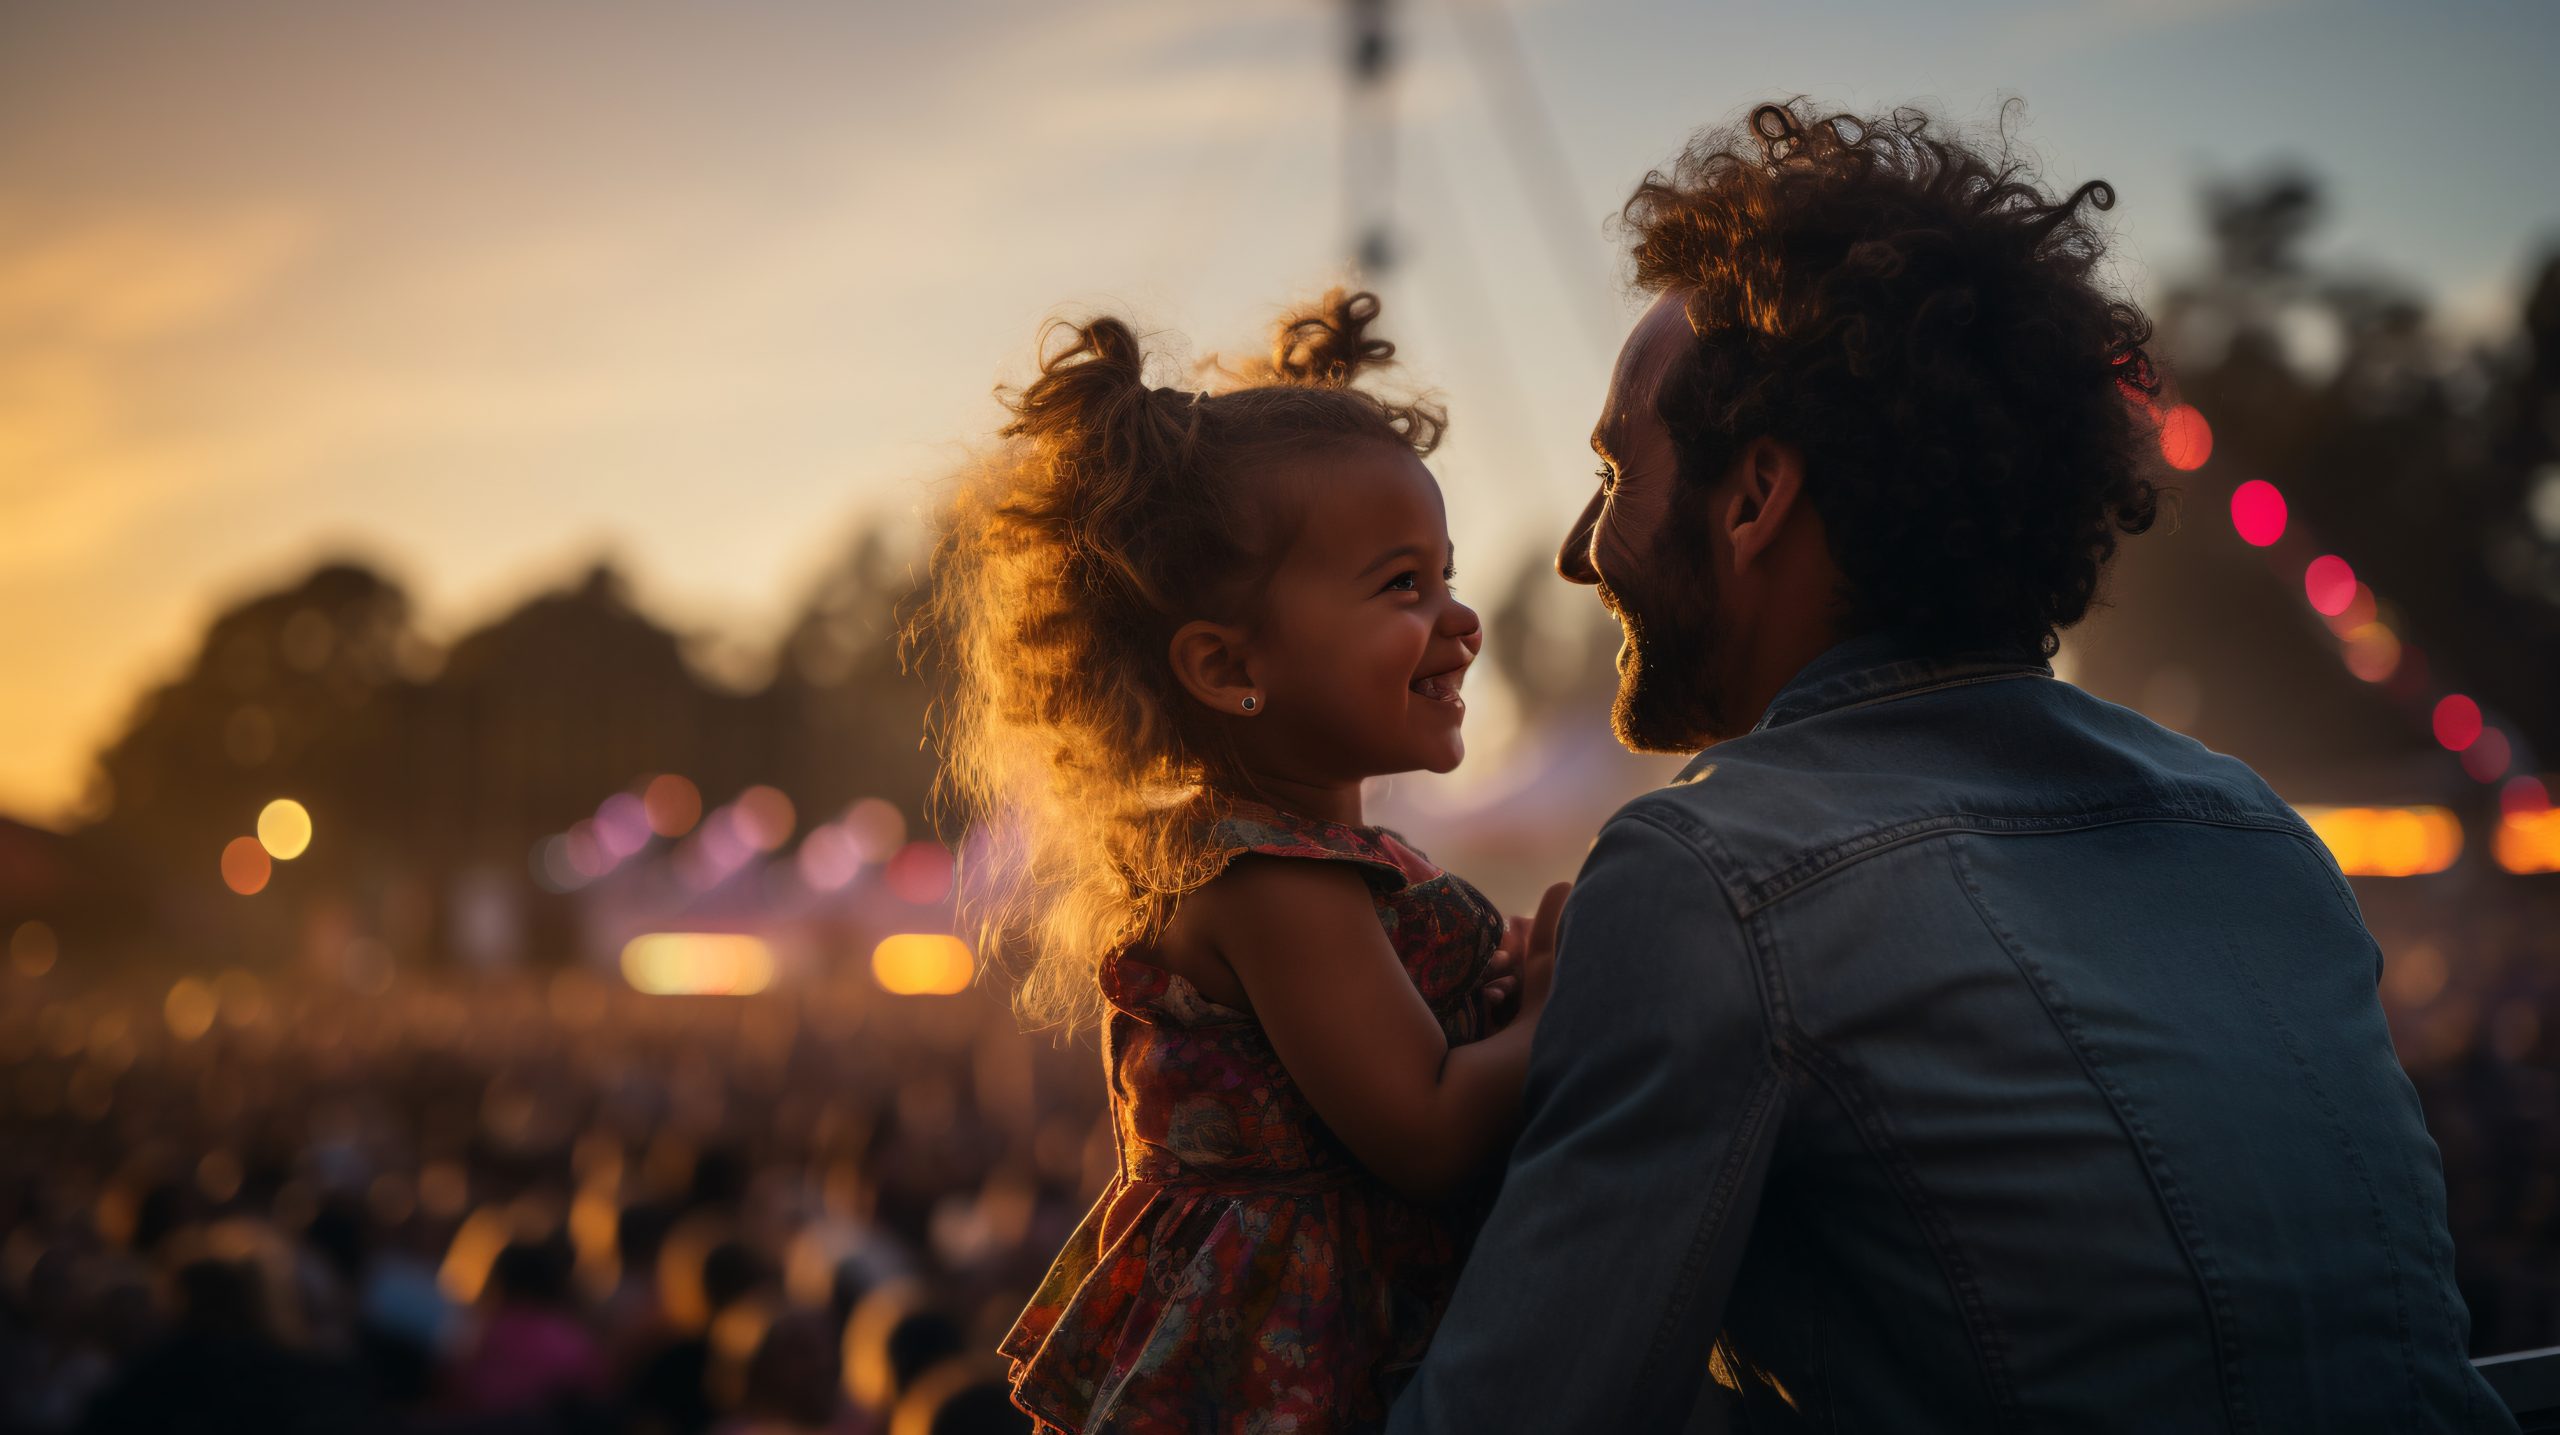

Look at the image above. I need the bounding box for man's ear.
[1168,621,1258,715]
[1721,435,1809,572]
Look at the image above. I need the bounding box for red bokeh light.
[2503,777,2552,816]
[2432,695,2483,752]
[2323,584,2378,636]
[2303,556,2358,616]
[2461,729,2511,783]
[886,842,955,905]
[2229,480,2286,546]
[2159,405,2213,471]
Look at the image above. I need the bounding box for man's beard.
[1599,503,1733,754]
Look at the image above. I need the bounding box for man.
[1388,101,2512,1433]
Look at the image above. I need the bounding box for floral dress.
[999,803,1508,1434]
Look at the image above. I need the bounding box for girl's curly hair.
[1621,99,2164,657]
[907,289,1443,1033]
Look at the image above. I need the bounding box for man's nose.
[1556,491,1603,586]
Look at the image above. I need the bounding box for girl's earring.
[1241,694,1260,713]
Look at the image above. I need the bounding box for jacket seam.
[1637,1063,1786,1398]
[1712,809,2315,918]
[2287,829,2479,1421]
[1632,786,2011,1418]
[1945,835,2252,1434]
[1614,808,1800,1425]
[1759,667,2051,730]
[2222,844,2428,1426]
[1781,1029,2023,1427]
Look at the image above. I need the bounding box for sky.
[3,0,2556,827]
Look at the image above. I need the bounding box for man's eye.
[1594,464,1619,495]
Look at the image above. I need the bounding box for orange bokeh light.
[2493,809,2560,875]
[2340,623,2400,684]
[871,934,973,996]
[643,774,702,838]
[2159,404,2213,471]
[2298,805,2463,878]
[220,836,273,895]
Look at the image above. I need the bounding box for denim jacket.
[1387,631,2512,1434]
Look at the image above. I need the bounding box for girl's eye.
[1382,565,1455,595]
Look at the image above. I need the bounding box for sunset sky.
[4,0,2555,826]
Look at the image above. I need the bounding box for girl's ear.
[1169,621,1258,715]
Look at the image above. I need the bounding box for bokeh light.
[2322,584,2378,635]
[2159,404,2213,470]
[2303,556,2357,616]
[256,798,313,859]
[733,784,796,852]
[2501,776,2552,817]
[530,835,586,893]
[871,934,973,996]
[2493,809,2560,875]
[619,932,774,996]
[2298,805,2463,878]
[164,978,217,1040]
[221,836,273,895]
[886,842,956,905]
[2228,479,2286,546]
[2460,728,2512,784]
[842,797,908,863]
[643,773,702,837]
[2383,943,2450,1009]
[794,824,862,892]
[595,791,654,858]
[10,920,59,978]
[2432,695,2483,752]
[2340,623,2401,683]
[565,820,613,880]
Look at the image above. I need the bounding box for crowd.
[0,966,1107,1435]
[1,881,2550,1435]
[2367,879,2560,1355]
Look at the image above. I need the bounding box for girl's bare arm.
[1196,856,1568,1202]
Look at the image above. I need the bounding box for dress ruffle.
[1000,1176,1461,1433]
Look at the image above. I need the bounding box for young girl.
[913,289,1568,1434]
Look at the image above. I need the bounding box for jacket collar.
[1749,628,2054,735]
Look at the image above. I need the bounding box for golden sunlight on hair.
[906,288,1441,1033]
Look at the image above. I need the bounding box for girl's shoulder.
[1201,800,1444,891]
[1110,801,1444,1023]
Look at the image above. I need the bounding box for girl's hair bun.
[1001,315,1198,510]
[1006,316,1166,441]
[1265,288,1395,387]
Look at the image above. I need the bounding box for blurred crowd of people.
[1,875,2550,1435]
[0,968,1108,1435]
[2370,882,2560,1355]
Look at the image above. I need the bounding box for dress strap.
[1206,801,1435,891]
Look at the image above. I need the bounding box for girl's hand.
[1516,881,1570,1015]
[1473,915,1531,1031]
[1474,884,1570,1033]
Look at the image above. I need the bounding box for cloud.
[0,202,322,570]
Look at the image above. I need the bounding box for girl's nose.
[1444,597,1483,651]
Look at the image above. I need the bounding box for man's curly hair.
[1621,99,2164,658]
